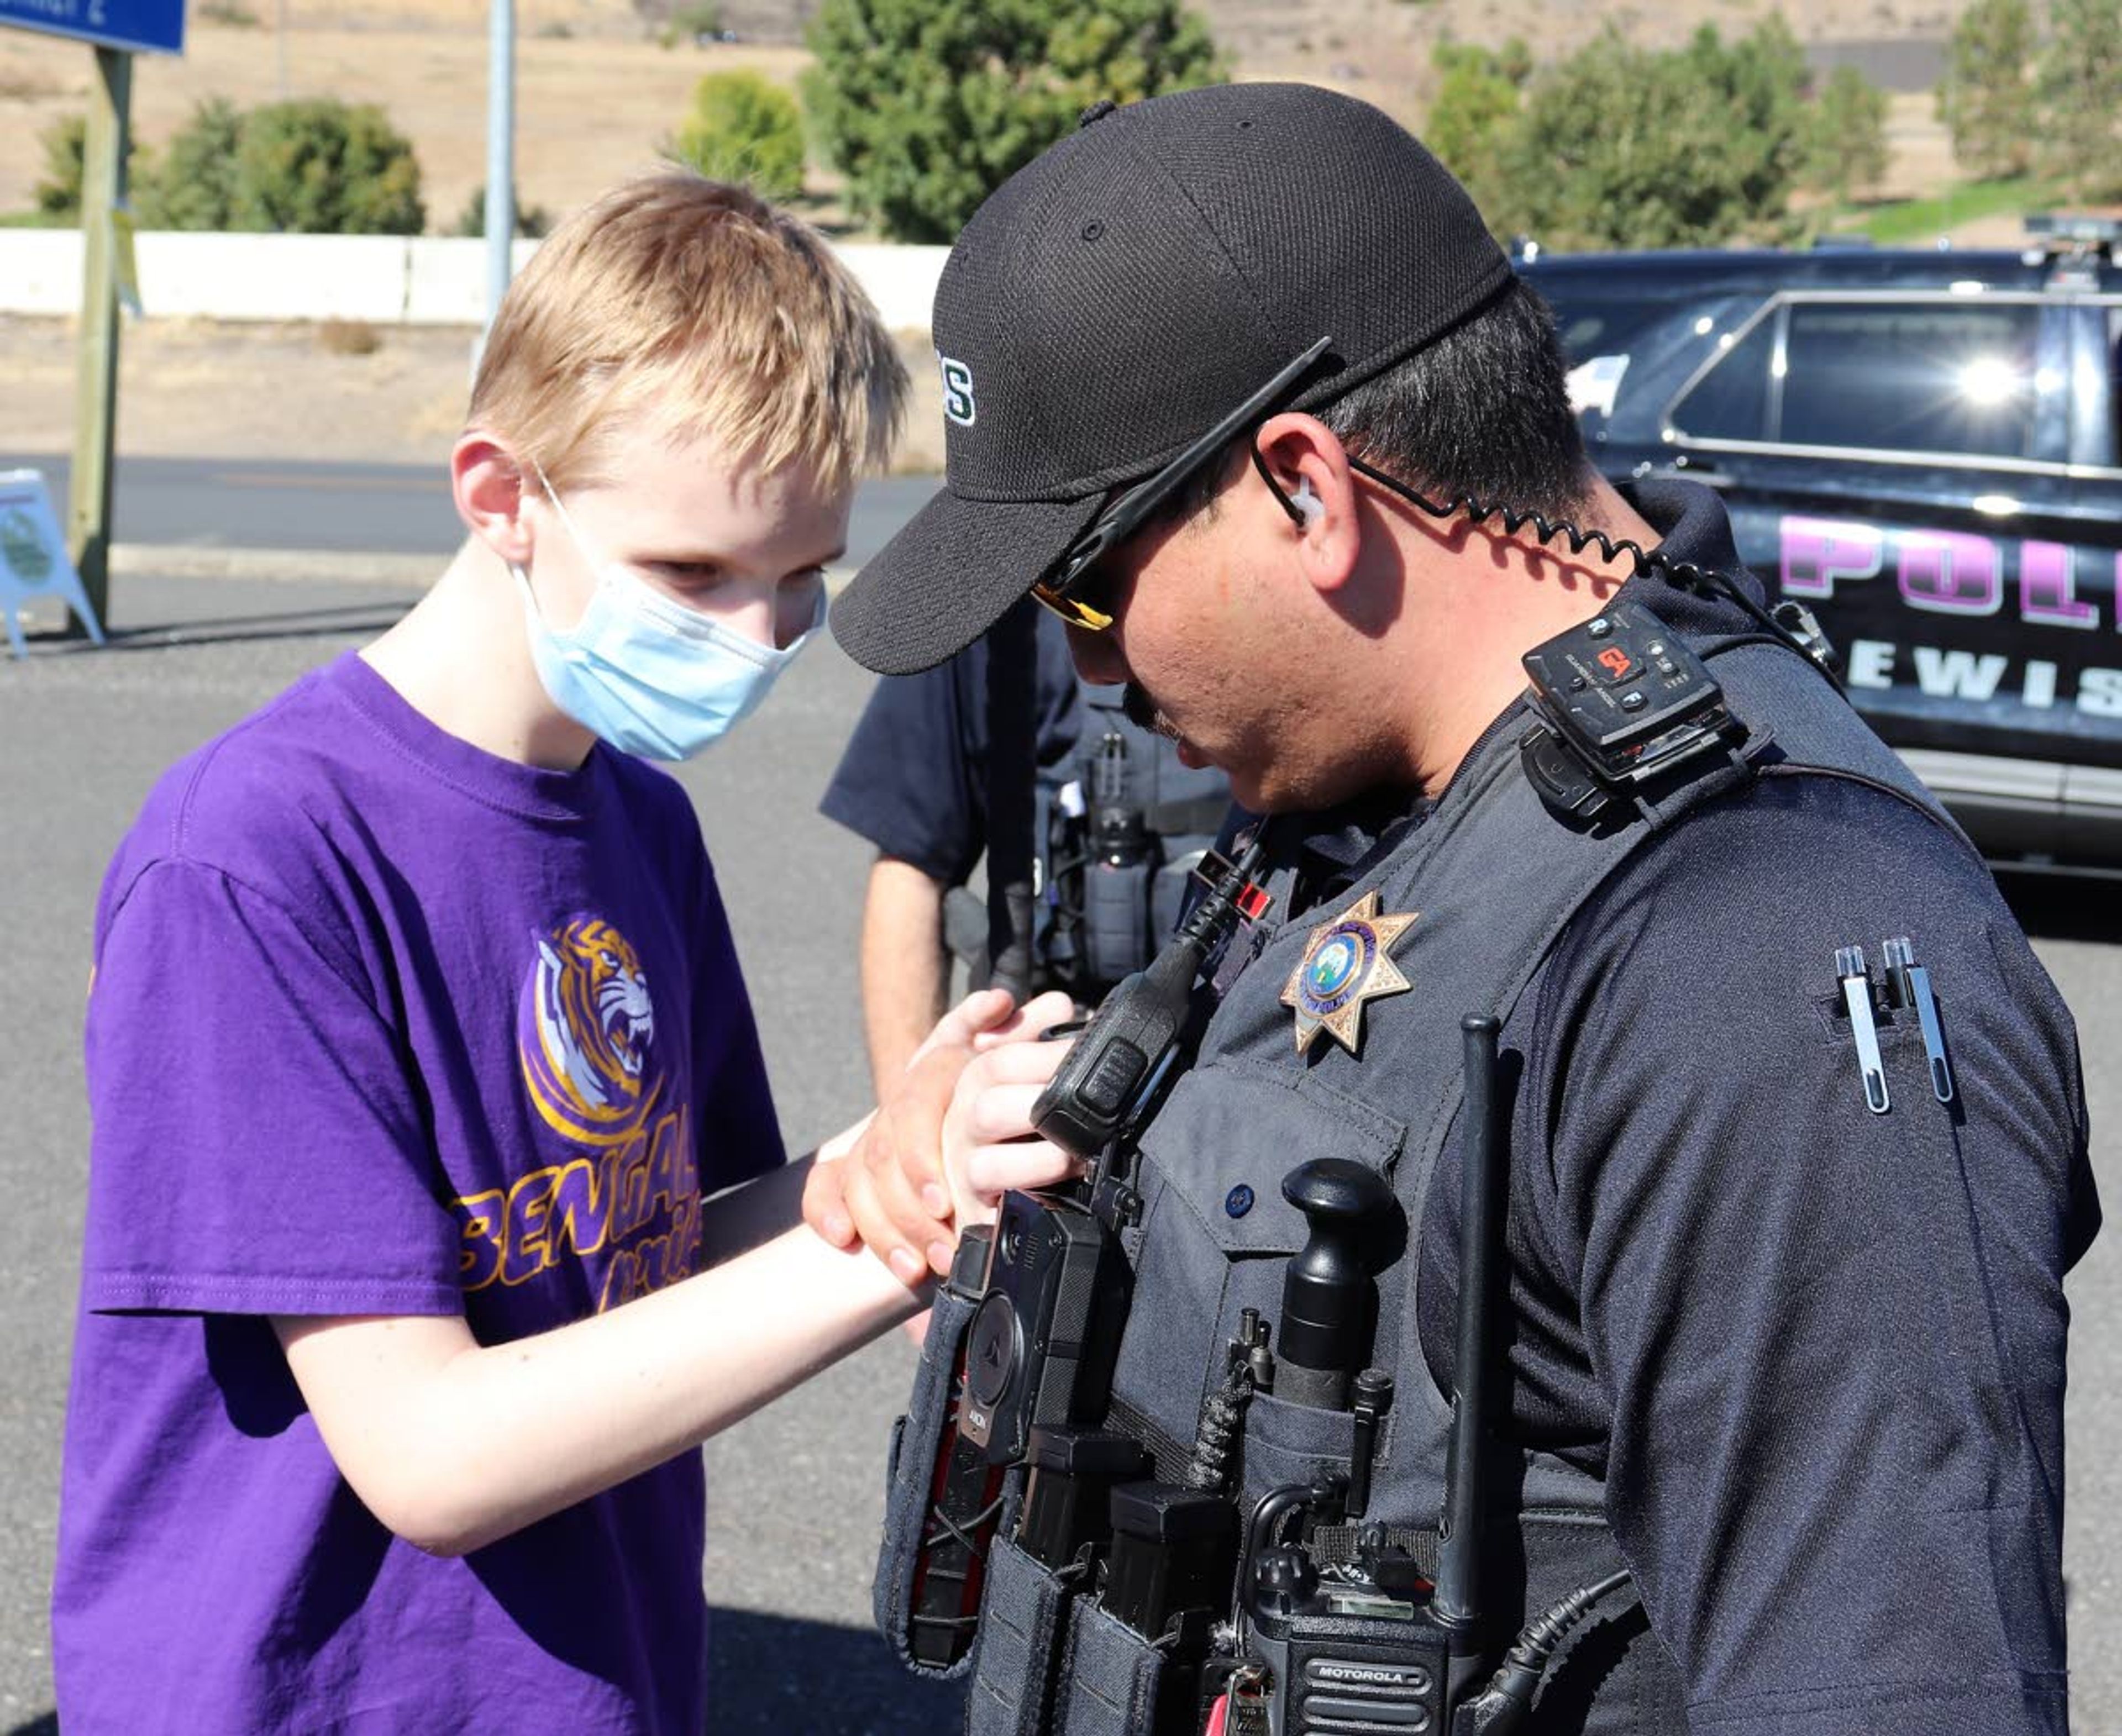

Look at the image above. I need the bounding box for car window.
[2109,309,2122,463]
[1668,313,1778,441]
[1540,296,1680,362]
[1777,301,2042,459]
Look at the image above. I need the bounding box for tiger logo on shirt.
[519,916,659,1146]
[449,915,701,1309]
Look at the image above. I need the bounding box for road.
[1,561,2117,1735]
[1805,36,1946,95]
[13,455,939,566]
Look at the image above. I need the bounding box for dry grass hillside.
[0,0,1987,470]
[0,0,1972,228]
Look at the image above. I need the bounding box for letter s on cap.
[940,356,976,427]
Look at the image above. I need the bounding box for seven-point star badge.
[1280,890,1419,1056]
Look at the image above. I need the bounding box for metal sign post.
[484,0,516,330]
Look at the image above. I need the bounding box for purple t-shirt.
[54,651,783,1734]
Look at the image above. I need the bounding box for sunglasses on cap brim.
[1030,334,1337,632]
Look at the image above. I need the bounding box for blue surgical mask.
[514,469,824,761]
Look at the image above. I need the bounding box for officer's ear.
[451,431,536,568]
[1252,414,1360,598]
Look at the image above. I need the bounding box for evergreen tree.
[1807,65,1892,204]
[1937,0,2035,179]
[1490,23,1813,250]
[1424,39,1532,219]
[135,98,246,231]
[805,0,1222,243]
[2035,0,2122,199]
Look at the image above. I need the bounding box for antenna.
[1435,1014,1508,1640]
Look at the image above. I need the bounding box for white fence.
[0,232,950,330]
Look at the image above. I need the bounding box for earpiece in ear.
[1290,478,1324,530]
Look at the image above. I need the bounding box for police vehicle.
[1522,219,2122,871]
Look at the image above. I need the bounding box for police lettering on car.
[834,84,2098,1736]
[1526,221,2122,870]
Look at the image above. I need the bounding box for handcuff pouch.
[964,1532,1081,1736]
[1053,1597,1167,1736]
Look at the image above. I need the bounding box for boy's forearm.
[280,1161,923,1556]
[447,1206,921,1548]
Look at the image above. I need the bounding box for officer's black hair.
[1159,277,1589,530]
[1320,277,1589,523]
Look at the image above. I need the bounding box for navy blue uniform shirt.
[1267,481,2098,1731]
[820,601,1083,886]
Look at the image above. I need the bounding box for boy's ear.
[452,433,534,566]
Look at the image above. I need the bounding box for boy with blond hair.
[53,171,1070,1733]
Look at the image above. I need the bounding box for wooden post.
[70,44,132,633]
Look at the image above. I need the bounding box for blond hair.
[468,170,907,495]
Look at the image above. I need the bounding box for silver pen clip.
[1883,937,1954,1104]
[1835,945,1890,1114]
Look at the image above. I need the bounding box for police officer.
[822,601,1231,1087]
[833,83,2099,1734]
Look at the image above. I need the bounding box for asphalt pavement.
[1805,36,1946,94]
[2,560,2118,1734]
[14,455,938,566]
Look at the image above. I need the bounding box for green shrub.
[450,182,554,237]
[43,95,426,235]
[1931,0,2122,199]
[128,97,425,234]
[805,0,1223,243]
[1939,0,2036,179]
[231,99,426,234]
[2035,0,2122,199]
[669,70,806,201]
[1806,65,1890,204]
[1419,20,1857,251]
[134,97,245,230]
[1425,39,1532,215]
[33,115,86,218]
[1488,25,1814,248]
[34,112,155,223]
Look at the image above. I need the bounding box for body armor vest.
[952,682,1232,997]
[881,596,1971,1736]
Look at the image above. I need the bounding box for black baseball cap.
[831,81,1512,676]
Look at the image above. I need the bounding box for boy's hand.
[802,988,1076,1283]
[802,1043,965,1285]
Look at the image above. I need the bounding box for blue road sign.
[0,0,184,56]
